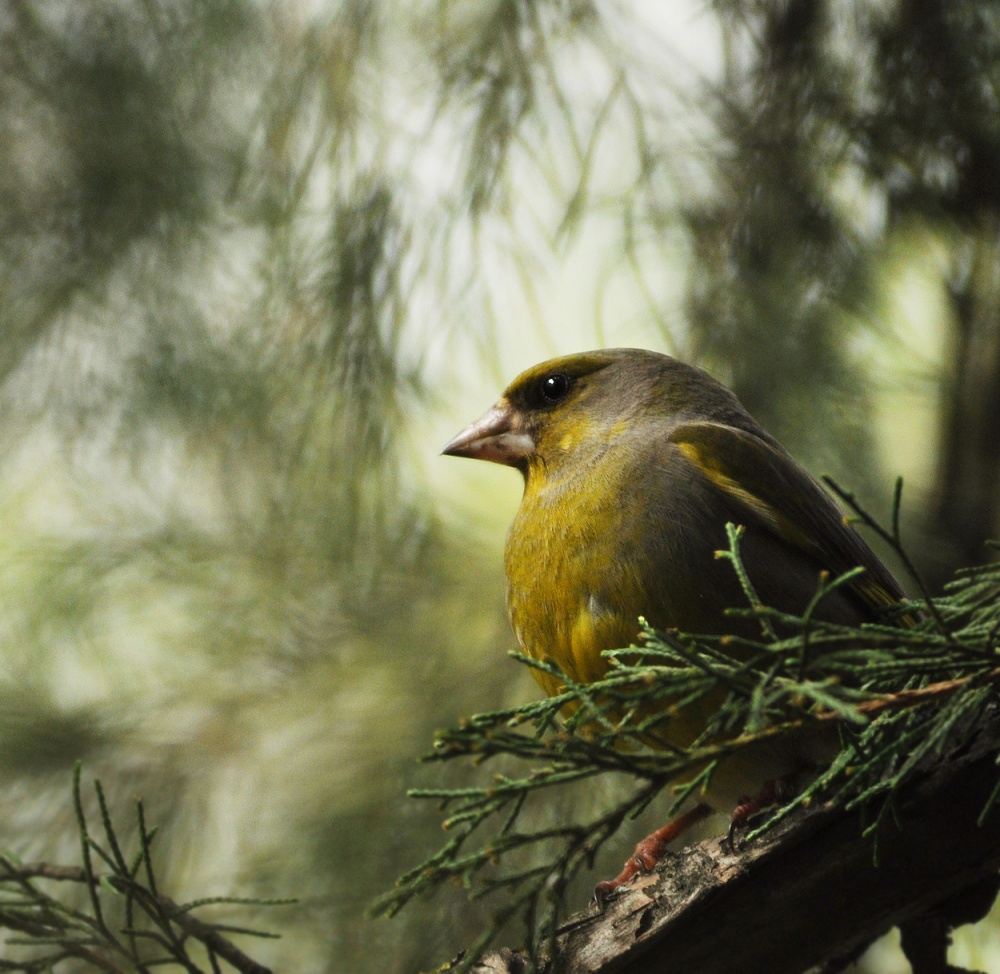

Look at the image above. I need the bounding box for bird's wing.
[668,420,905,616]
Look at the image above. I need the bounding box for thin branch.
[0,774,293,974]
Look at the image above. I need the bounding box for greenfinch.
[443,347,906,896]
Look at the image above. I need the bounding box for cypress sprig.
[373,495,1000,973]
[0,767,294,973]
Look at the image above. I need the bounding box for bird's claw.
[724,779,792,852]
[591,881,614,911]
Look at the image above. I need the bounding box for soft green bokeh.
[0,2,998,972]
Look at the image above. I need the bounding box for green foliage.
[0,765,293,973]
[4,1,1000,971]
[0,4,499,971]
[374,498,1000,972]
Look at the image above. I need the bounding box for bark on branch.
[468,725,1000,974]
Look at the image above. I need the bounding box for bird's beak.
[441,398,534,467]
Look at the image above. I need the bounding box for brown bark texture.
[464,723,1000,974]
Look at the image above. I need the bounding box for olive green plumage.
[444,347,905,784]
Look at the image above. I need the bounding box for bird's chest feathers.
[504,458,648,687]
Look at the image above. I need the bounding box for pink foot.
[593,802,713,909]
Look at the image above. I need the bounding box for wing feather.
[669,421,905,618]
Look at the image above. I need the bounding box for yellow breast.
[505,452,647,687]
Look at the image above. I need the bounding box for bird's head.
[442,348,746,479]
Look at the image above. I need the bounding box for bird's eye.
[540,373,570,403]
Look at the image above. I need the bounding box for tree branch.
[0,861,276,974]
[466,721,1000,974]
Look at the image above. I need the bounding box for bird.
[442,347,907,901]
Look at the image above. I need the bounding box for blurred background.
[1,1,999,971]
